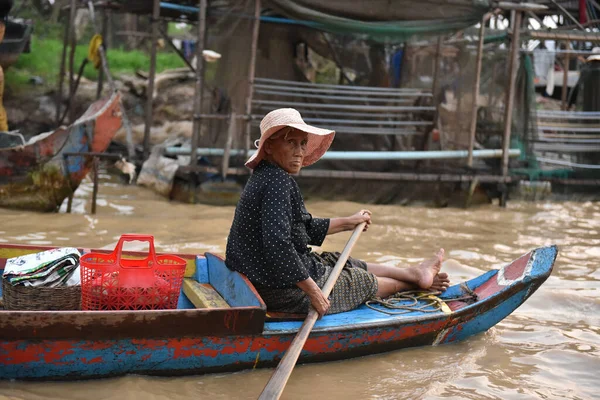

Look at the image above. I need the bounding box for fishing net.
[400,28,533,168]
[202,15,543,203]
[528,61,600,179]
[266,0,490,42]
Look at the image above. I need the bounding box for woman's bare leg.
[367,249,448,290]
[375,274,450,298]
[375,277,416,298]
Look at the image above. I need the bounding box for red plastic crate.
[80,234,186,310]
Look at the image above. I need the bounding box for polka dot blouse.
[225,161,330,289]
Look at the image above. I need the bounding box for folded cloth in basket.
[3,247,81,287]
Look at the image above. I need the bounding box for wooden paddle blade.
[258,309,319,400]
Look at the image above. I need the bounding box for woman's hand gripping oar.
[258,219,368,400]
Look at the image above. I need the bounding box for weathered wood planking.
[183,278,230,309]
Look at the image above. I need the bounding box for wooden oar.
[258,221,367,400]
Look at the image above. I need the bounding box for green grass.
[168,22,192,36]
[6,36,188,93]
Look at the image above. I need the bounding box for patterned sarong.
[258,251,378,315]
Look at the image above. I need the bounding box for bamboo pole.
[190,0,208,167]
[590,0,600,12]
[96,8,109,100]
[549,0,586,30]
[254,89,419,102]
[143,0,160,161]
[561,42,571,110]
[256,77,428,92]
[497,1,548,11]
[165,147,522,160]
[244,0,262,154]
[221,112,236,180]
[189,0,208,203]
[525,30,600,43]
[297,169,513,183]
[468,17,487,167]
[501,11,523,182]
[490,63,498,109]
[63,155,74,213]
[86,0,135,160]
[56,13,70,125]
[580,18,600,27]
[254,99,430,112]
[431,37,443,106]
[254,83,428,96]
[91,156,99,215]
[67,0,77,124]
[419,36,443,153]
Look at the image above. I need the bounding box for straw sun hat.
[245,108,335,169]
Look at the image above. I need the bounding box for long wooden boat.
[0,92,122,212]
[0,243,557,381]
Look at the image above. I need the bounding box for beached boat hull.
[0,19,33,70]
[0,92,122,212]
[0,244,557,380]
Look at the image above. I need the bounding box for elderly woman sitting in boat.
[226,108,449,316]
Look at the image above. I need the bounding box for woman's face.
[265,129,309,174]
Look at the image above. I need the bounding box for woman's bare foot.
[416,249,445,289]
[430,272,450,292]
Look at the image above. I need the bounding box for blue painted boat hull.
[0,92,122,212]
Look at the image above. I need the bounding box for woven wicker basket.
[2,278,81,310]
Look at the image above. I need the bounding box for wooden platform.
[182,278,230,309]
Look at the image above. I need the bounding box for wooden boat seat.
[182,278,230,309]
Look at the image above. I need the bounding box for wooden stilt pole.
[67,0,77,124]
[490,63,498,108]
[96,8,109,100]
[221,112,236,180]
[431,36,443,106]
[526,30,600,43]
[190,0,208,203]
[244,0,261,154]
[91,156,99,215]
[549,0,587,30]
[500,10,523,205]
[86,0,135,160]
[56,12,70,125]
[63,155,74,213]
[143,0,160,161]
[468,17,487,167]
[456,76,464,130]
[420,36,443,153]
[561,41,571,110]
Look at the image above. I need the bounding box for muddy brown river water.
[0,172,599,399]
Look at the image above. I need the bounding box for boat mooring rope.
[365,287,478,315]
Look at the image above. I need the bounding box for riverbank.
[3,35,192,138]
